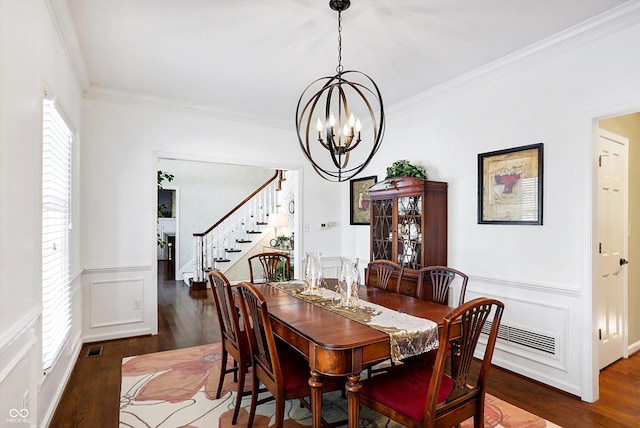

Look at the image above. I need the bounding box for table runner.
[270,280,439,362]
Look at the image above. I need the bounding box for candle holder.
[335,257,360,308]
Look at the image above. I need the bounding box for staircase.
[183,170,282,287]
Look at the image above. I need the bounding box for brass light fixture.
[296,0,385,182]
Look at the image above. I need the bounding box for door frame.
[587,111,636,402]
[153,150,304,278]
[595,128,629,368]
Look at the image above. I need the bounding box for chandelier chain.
[295,0,385,182]
[336,11,343,74]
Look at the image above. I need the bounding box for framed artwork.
[350,175,377,225]
[478,143,543,225]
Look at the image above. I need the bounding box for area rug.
[120,343,561,427]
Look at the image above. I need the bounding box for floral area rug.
[120,343,561,427]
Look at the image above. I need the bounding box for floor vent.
[482,321,557,355]
[86,346,103,357]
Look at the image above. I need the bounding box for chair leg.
[231,363,247,425]
[246,371,260,428]
[274,395,285,428]
[215,348,228,399]
[474,402,484,428]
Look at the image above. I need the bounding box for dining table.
[250,279,455,428]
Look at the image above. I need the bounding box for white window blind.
[42,96,73,372]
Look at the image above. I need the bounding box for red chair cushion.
[279,349,312,391]
[360,363,454,422]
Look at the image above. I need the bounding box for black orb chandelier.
[295,0,385,182]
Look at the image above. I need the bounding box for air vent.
[86,346,103,357]
[482,321,557,355]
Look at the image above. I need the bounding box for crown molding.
[48,0,290,129]
[83,85,292,130]
[45,0,90,90]
[388,1,640,116]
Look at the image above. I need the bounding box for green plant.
[385,160,427,179]
[275,260,293,281]
[157,170,174,189]
[275,235,291,248]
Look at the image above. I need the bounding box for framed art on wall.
[350,176,377,225]
[478,143,543,225]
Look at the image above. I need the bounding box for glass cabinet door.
[397,195,422,269]
[371,198,393,261]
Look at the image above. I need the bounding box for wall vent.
[86,346,103,357]
[482,320,557,355]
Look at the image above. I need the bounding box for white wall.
[341,9,640,400]
[0,0,84,426]
[79,96,341,343]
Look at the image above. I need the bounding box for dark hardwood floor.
[50,261,640,427]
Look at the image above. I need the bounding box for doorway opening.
[592,111,640,400]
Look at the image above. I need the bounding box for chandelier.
[295,0,385,182]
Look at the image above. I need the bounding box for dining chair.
[236,282,344,428]
[365,259,404,293]
[358,297,504,428]
[208,270,252,425]
[417,265,469,306]
[364,259,405,376]
[248,252,291,283]
[407,266,471,368]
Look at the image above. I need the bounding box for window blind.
[42,96,73,372]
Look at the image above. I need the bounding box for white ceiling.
[64,0,628,126]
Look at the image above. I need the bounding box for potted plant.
[385,160,427,179]
[275,235,291,250]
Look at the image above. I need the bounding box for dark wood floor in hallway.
[50,262,640,427]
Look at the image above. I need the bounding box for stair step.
[226,249,241,253]
[256,222,268,225]
[214,258,231,262]
[246,231,262,234]
[236,239,252,243]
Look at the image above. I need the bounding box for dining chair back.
[366,259,404,293]
[417,265,469,306]
[358,297,505,428]
[248,252,291,283]
[237,282,343,428]
[208,270,251,424]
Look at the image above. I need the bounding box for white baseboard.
[628,340,640,356]
[82,327,152,344]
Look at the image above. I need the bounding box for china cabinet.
[369,177,447,296]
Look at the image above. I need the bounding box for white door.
[597,128,628,369]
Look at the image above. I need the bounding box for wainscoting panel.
[0,308,39,428]
[90,278,144,327]
[83,265,155,343]
[466,275,582,396]
[472,291,569,371]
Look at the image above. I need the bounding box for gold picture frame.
[478,143,543,225]
[350,176,377,225]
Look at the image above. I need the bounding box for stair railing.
[192,170,280,281]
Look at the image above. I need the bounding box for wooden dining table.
[250,279,454,428]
